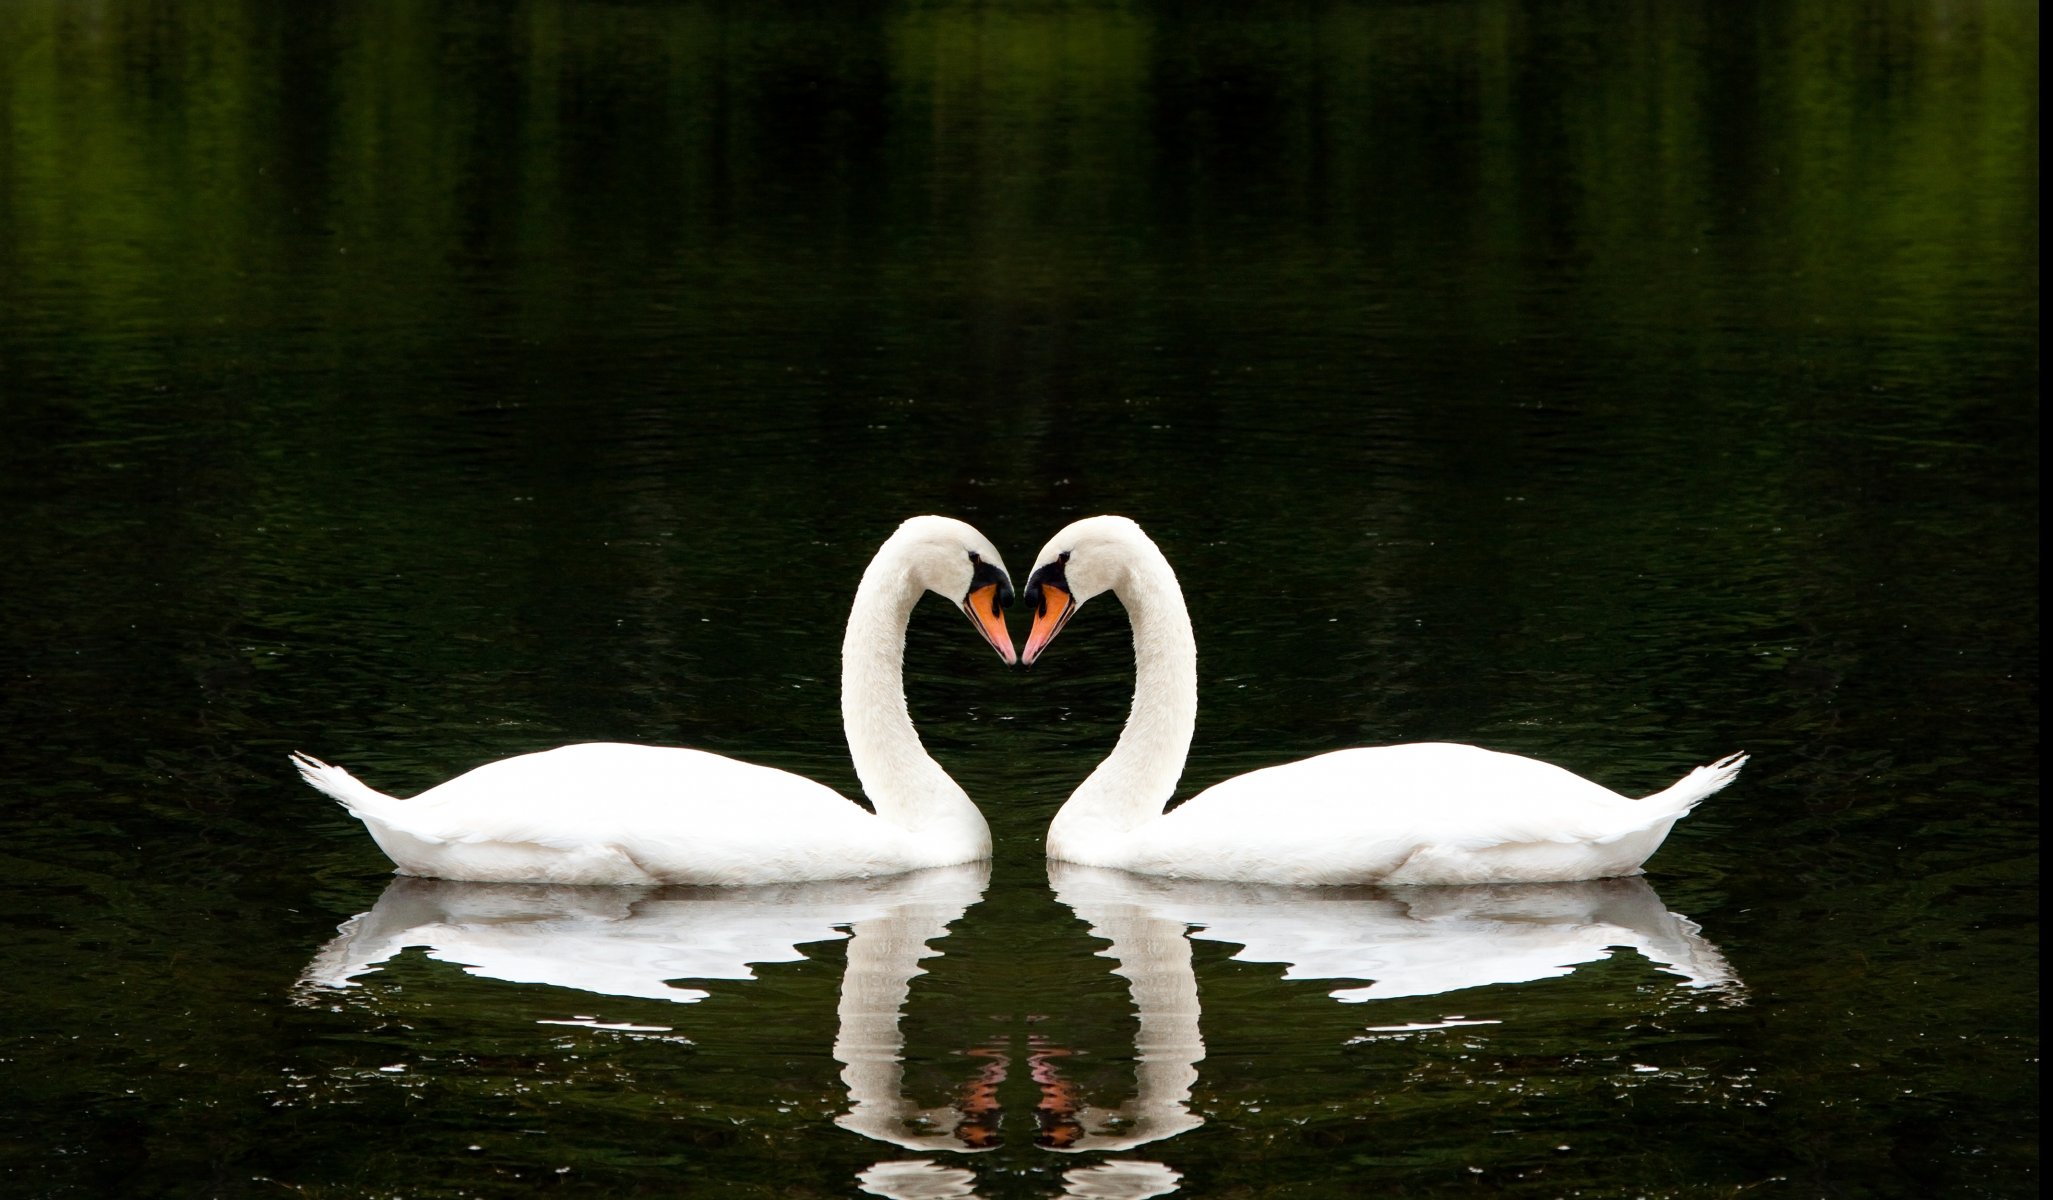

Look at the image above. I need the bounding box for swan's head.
[883,515,1018,665]
[1020,515,1155,665]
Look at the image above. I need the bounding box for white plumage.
[294,516,1017,885]
[1021,515,1745,885]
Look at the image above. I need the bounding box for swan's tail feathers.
[291,752,399,817]
[1640,752,1748,813]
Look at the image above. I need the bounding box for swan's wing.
[1181,743,1634,843]
[1135,744,1686,884]
[354,743,934,881]
[397,743,862,843]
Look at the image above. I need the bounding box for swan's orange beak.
[1022,581,1075,666]
[963,582,1017,665]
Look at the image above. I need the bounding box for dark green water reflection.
[0,1,2036,1196]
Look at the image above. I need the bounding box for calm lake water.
[0,2,2037,1196]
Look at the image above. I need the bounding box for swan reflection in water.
[301,862,1179,1198]
[953,865,1739,1198]
[298,860,1736,1200]
[298,863,989,1012]
[1044,861,1741,1114]
[1050,862,1740,1014]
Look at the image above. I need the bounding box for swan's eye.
[1023,556,1071,614]
[966,556,1012,611]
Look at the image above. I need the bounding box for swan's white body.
[1023,516,1745,886]
[293,516,1015,886]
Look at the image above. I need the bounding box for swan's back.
[413,743,847,824]
[1180,743,1623,831]
[1125,743,1709,885]
[333,743,935,885]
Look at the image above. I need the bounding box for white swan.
[292,516,1018,885]
[1021,516,1746,885]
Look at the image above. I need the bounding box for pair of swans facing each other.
[293,514,1746,888]
[298,862,1739,1163]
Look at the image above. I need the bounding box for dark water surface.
[0,2,2037,1196]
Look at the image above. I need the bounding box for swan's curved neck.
[1053,544,1198,846]
[842,557,986,844]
